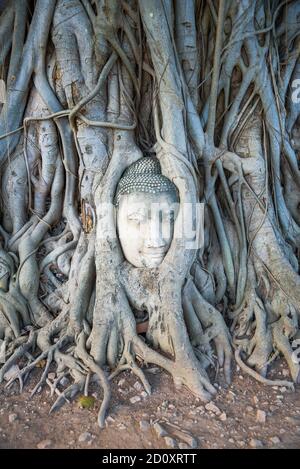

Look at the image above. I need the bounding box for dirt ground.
[0,357,300,449]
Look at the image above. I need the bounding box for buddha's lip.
[142,249,166,257]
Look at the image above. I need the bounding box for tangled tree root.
[1,0,300,430]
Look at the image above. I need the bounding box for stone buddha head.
[115,157,179,268]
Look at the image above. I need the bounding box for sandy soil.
[0,358,300,449]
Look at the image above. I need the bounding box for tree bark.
[0,0,299,427]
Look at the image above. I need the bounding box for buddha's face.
[117,191,179,268]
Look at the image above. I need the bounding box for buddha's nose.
[145,236,166,248]
[144,222,167,249]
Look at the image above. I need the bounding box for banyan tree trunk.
[0,0,299,427]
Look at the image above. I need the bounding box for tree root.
[75,331,111,428]
[1,0,300,432]
[109,341,151,396]
[50,379,85,414]
[235,348,295,390]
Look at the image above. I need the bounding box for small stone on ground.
[8,413,18,423]
[164,436,176,448]
[256,409,266,423]
[249,438,263,448]
[130,396,141,404]
[139,420,150,431]
[37,440,52,449]
[78,432,93,443]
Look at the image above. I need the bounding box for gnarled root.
[231,261,300,384]
[183,278,232,384]
[118,262,232,401]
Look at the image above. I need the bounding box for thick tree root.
[1,0,300,431]
[235,348,295,390]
